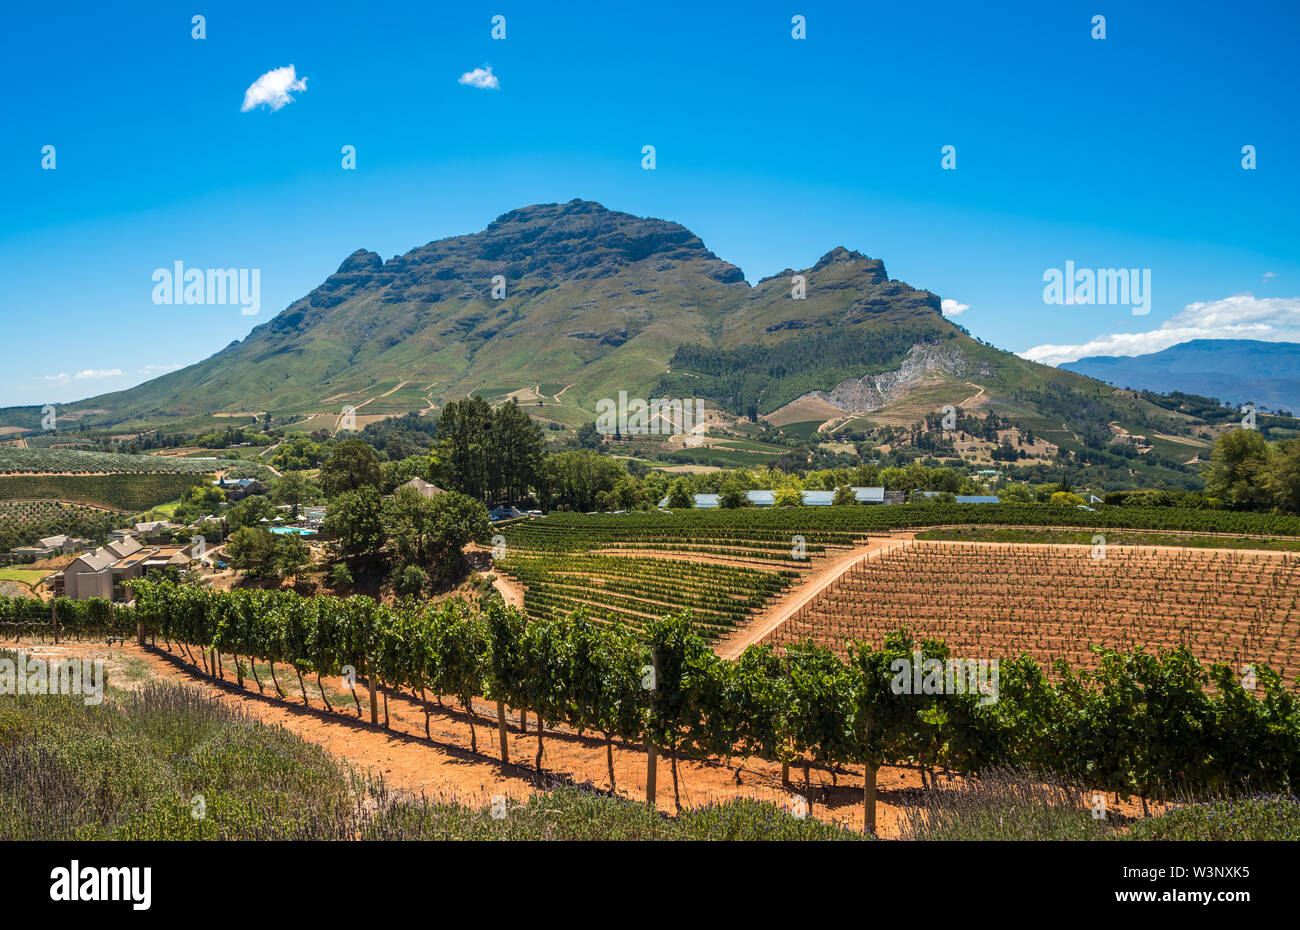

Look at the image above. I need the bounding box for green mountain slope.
[0,199,1227,455]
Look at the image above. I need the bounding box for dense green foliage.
[501,504,1300,557]
[92,583,1300,828]
[0,474,207,511]
[656,327,945,416]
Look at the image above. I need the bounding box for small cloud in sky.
[1264,271,1277,280]
[41,373,70,384]
[941,298,969,316]
[458,66,499,90]
[1021,294,1300,366]
[242,65,308,112]
[75,369,123,380]
[141,363,182,374]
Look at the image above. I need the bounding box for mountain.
[1063,340,1300,414]
[0,199,1228,469]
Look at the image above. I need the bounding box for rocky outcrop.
[804,342,971,411]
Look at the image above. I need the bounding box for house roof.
[400,477,446,499]
[106,537,143,559]
[69,549,116,573]
[658,487,889,508]
[956,495,1000,504]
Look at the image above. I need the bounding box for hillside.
[1063,339,1300,414]
[0,200,1227,460]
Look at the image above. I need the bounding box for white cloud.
[141,363,183,374]
[241,65,308,112]
[458,66,499,90]
[941,298,969,316]
[1022,294,1300,366]
[41,373,70,383]
[75,368,123,380]
[1264,271,1277,280]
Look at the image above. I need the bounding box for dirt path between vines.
[9,638,953,836]
[713,535,914,660]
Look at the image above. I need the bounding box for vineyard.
[0,448,229,475]
[500,505,1300,545]
[764,542,1300,684]
[3,582,1297,833]
[494,504,1300,641]
[497,552,801,636]
[0,447,276,480]
[0,474,207,511]
[0,498,126,526]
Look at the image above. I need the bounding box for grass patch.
[0,669,861,841]
[0,569,49,586]
[1125,796,1300,841]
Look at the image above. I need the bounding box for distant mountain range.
[1063,340,1300,414]
[0,200,1235,474]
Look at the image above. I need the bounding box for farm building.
[53,536,193,601]
[658,487,894,508]
[916,492,1001,504]
[9,533,93,562]
[213,477,266,501]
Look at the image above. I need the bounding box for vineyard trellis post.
[51,601,58,645]
[645,647,658,807]
[367,657,379,724]
[497,699,509,763]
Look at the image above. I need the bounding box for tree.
[385,488,489,583]
[224,495,276,532]
[666,479,694,509]
[396,564,429,596]
[832,485,857,506]
[541,450,626,512]
[486,400,546,502]
[273,532,312,580]
[928,468,962,493]
[320,439,383,497]
[272,472,315,518]
[718,481,750,509]
[1269,438,1300,513]
[1000,482,1034,503]
[1206,429,1274,509]
[225,527,278,577]
[773,486,803,507]
[435,396,492,500]
[270,436,328,471]
[1049,491,1085,506]
[322,487,386,570]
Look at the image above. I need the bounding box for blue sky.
[2,0,1298,407]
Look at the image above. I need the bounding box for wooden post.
[136,617,145,646]
[51,602,58,645]
[645,649,658,807]
[646,741,658,807]
[368,660,379,725]
[496,699,509,763]
[863,763,877,836]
